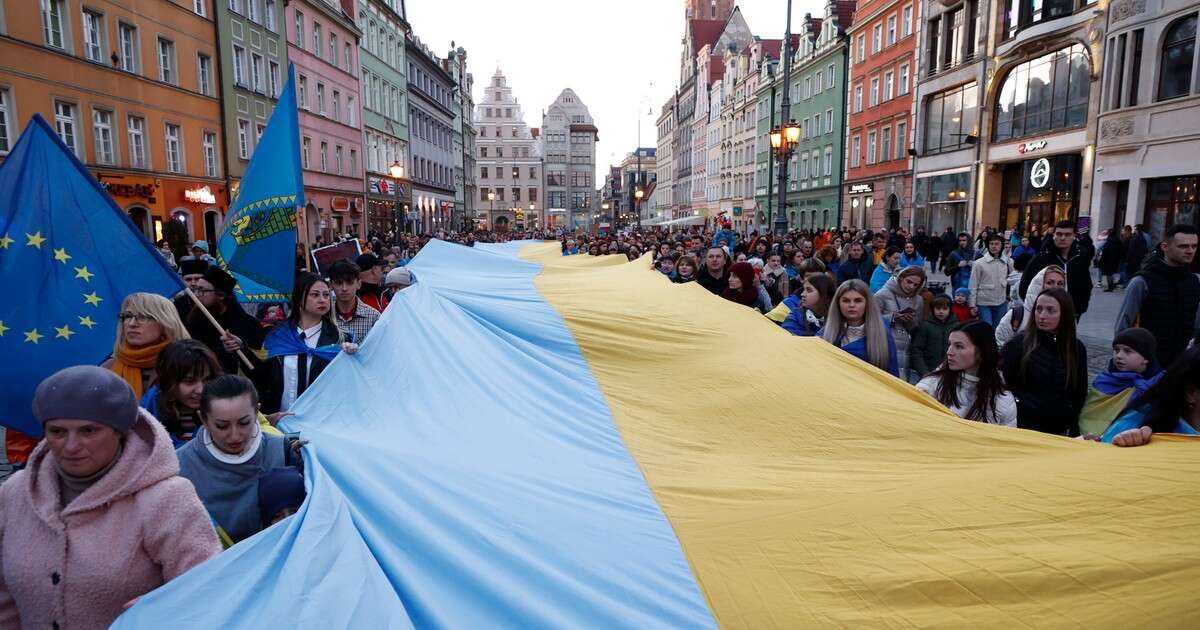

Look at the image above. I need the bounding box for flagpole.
[185,287,256,372]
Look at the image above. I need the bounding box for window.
[247,0,258,22]
[54,101,78,155]
[251,53,264,93]
[529,188,538,202]
[529,167,537,179]
[826,109,834,133]
[803,77,811,99]
[237,119,250,159]
[91,109,114,164]
[1158,15,1196,101]
[302,137,310,168]
[823,146,832,176]
[193,0,206,16]
[312,22,322,57]
[335,145,343,176]
[294,10,304,47]
[269,61,280,97]
[349,149,357,176]
[881,126,891,162]
[264,0,276,31]
[480,147,487,157]
[800,152,809,179]
[993,44,1089,141]
[329,33,337,66]
[82,9,104,62]
[347,96,356,126]
[884,71,894,101]
[319,141,327,172]
[867,130,877,164]
[1004,0,1081,40]
[854,85,863,112]
[870,78,880,106]
[0,89,10,156]
[480,187,490,202]
[814,72,823,95]
[331,90,340,122]
[198,54,213,95]
[887,14,897,46]
[857,34,866,63]
[345,43,353,73]
[925,83,978,152]
[229,0,242,13]
[902,4,913,37]
[814,113,822,135]
[232,45,247,86]
[203,132,218,177]
[119,23,138,72]
[157,38,176,84]
[42,0,66,49]
[512,187,521,202]
[827,63,835,88]
[873,24,883,53]
[927,16,941,74]
[851,135,861,167]
[297,75,307,108]
[316,84,325,115]
[480,166,488,179]
[896,122,907,160]
[899,64,910,95]
[127,116,146,168]
[164,123,182,173]
[1127,30,1143,108]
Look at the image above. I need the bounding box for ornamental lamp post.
[488,191,496,231]
[601,202,610,232]
[634,188,644,231]
[389,161,405,234]
[769,120,802,235]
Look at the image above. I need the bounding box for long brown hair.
[931,321,1008,422]
[154,339,223,434]
[1019,288,1080,391]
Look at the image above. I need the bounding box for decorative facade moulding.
[1110,0,1148,23]
[1100,117,1135,140]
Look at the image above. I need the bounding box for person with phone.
[875,266,928,383]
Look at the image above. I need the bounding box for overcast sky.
[407,0,826,179]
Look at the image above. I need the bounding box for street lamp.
[528,202,535,230]
[487,191,496,231]
[389,161,405,234]
[601,202,610,232]
[634,188,644,231]
[770,120,802,235]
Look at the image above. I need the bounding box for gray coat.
[875,276,925,379]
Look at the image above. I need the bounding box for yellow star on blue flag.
[0,114,183,436]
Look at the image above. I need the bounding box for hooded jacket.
[910,309,959,377]
[996,266,1055,349]
[0,410,220,630]
[875,275,926,378]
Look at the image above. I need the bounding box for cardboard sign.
[311,239,362,276]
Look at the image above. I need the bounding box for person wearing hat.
[951,287,974,324]
[184,266,267,376]
[180,239,216,265]
[173,257,210,322]
[1079,328,1165,436]
[355,253,388,312]
[0,366,220,629]
[383,266,413,303]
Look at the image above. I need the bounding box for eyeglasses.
[118,312,156,323]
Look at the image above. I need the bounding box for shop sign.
[102,181,156,202]
[848,183,873,194]
[1018,140,1047,154]
[1029,158,1051,189]
[331,196,350,212]
[183,185,217,205]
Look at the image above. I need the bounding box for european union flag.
[0,114,182,436]
[217,63,304,303]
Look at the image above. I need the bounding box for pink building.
[286,0,365,243]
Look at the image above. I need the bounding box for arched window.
[993,44,1090,141]
[1158,15,1197,101]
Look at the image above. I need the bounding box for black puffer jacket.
[1018,240,1093,315]
[1000,331,1088,436]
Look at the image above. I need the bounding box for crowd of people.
[562,219,1200,447]
[0,219,1195,627]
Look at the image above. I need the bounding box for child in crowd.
[1079,328,1163,436]
[910,295,958,378]
[258,467,308,527]
[952,288,974,323]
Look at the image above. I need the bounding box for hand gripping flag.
[217,63,304,303]
[0,115,182,437]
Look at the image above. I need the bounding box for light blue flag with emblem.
[0,114,183,437]
[217,63,303,303]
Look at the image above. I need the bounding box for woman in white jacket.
[994,265,1067,349]
[917,320,1018,426]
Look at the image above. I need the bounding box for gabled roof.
[689,19,726,54]
[837,1,858,31]
[805,15,823,40]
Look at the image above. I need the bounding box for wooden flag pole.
[185,287,256,372]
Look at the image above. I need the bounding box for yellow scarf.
[110,338,170,398]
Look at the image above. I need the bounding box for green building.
[357,0,410,235]
[756,3,853,231]
[213,0,288,191]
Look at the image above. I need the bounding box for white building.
[541,89,598,230]
[474,69,543,231]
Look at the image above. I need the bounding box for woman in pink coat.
[0,366,220,630]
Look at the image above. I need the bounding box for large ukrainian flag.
[115,241,1200,629]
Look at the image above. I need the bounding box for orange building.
[0,0,227,246]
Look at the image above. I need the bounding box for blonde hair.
[113,292,190,352]
[823,280,891,371]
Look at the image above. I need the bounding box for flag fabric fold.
[216,63,304,304]
[0,114,182,437]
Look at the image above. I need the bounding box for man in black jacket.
[1019,220,1093,318]
[1115,224,1200,367]
[697,246,730,295]
[185,267,267,375]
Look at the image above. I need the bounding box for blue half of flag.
[217,63,304,304]
[0,114,183,436]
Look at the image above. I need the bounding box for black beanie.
[179,258,209,277]
[202,266,238,295]
[1113,327,1157,363]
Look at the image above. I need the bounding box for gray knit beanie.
[32,366,138,434]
